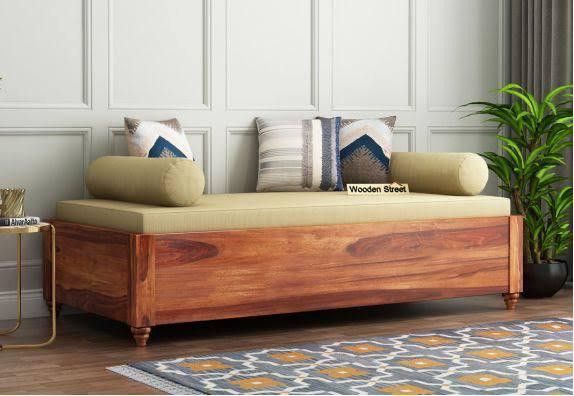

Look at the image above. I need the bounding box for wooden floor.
[0,288,571,394]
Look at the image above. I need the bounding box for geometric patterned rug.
[109,318,573,395]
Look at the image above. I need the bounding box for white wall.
[0,0,506,319]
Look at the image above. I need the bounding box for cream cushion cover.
[57,192,510,234]
[390,152,488,196]
[68,152,503,233]
[86,156,204,207]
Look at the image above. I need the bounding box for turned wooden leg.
[503,293,519,310]
[131,327,151,347]
[46,301,62,318]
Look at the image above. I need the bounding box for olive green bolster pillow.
[86,156,205,207]
[390,152,489,196]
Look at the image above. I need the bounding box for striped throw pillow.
[339,116,396,186]
[255,117,343,192]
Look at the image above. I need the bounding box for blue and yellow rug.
[109,318,573,394]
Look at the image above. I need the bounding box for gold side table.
[0,223,56,350]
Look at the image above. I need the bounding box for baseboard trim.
[0,288,48,320]
[0,259,42,270]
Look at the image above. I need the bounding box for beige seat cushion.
[57,192,510,234]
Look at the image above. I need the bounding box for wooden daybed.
[42,153,523,347]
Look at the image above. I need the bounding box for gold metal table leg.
[0,234,22,335]
[1,225,56,350]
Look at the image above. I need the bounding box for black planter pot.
[523,260,568,298]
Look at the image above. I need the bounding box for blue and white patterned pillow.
[339,116,396,185]
[255,117,342,192]
[124,117,195,160]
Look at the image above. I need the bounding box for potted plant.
[463,83,573,298]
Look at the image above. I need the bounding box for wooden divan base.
[43,216,523,347]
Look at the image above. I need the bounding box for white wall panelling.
[0,128,91,257]
[0,0,91,108]
[0,0,507,318]
[0,128,90,319]
[331,0,415,111]
[108,0,211,109]
[427,0,504,111]
[225,0,318,110]
[0,127,91,214]
[0,260,42,293]
[0,289,47,319]
[108,127,212,193]
[226,128,258,193]
[393,127,416,153]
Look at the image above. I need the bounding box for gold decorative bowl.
[0,188,25,218]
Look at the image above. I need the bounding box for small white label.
[347,182,409,195]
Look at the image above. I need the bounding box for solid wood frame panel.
[153,217,509,324]
[43,222,131,323]
[44,215,523,345]
[509,215,523,293]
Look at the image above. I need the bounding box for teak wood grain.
[154,217,510,324]
[509,215,524,293]
[44,216,523,346]
[129,234,156,328]
[44,221,131,323]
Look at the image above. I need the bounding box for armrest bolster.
[86,156,205,206]
[390,152,489,196]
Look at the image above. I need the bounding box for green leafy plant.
[462,83,573,265]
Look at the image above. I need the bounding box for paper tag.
[347,182,409,195]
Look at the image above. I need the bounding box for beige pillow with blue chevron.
[255,117,343,192]
[339,116,396,185]
[124,117,195,160]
